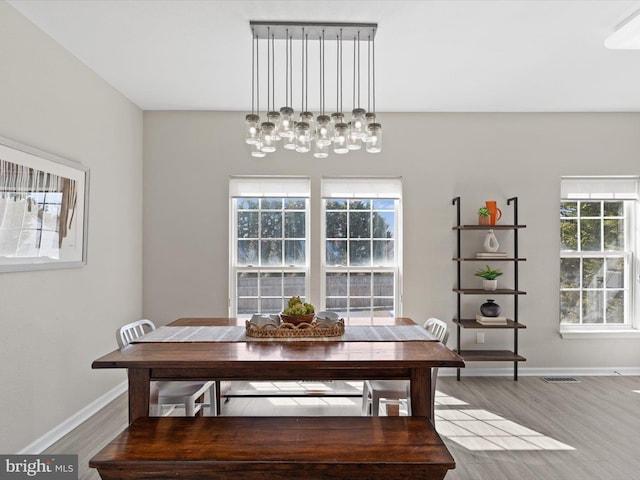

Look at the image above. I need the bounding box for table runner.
[131,325,438,343]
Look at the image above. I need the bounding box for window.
[322,177,402,318]
[229,176,310,317]
[560,177,638,330]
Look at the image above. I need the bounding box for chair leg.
[371,392,381,417]
[185,399,196,417]
[208,383,218,416]
[361,382,372,416]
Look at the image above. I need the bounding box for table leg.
[127,368,157,423]
[409,367,433,421]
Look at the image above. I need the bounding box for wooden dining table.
[92,317,464,423]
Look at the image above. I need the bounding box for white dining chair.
[361,318,449,418]
[118,319,217,416]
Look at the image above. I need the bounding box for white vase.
[482,279,497,291]
[484,229,499,253]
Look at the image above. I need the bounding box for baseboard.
[440,366,640,376]
[18,380,127,454]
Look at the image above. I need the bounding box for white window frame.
[320,177,403,318]
[229,176,311,317]
[559,176,640,339]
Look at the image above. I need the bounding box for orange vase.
[485,201,502,225]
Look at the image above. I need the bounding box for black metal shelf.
[452,196,525,381]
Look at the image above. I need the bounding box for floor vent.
[542,377,581,383]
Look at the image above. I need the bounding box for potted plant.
[474,264,503,290]
[478,207,491,225]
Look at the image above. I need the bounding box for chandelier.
[244,21,381,158]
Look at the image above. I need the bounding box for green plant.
[478,207,490,217]
[283,296,315,315]
[474,264,503,280]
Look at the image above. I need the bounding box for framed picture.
[0,135,89,272]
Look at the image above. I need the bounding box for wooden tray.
[245,319,345,338]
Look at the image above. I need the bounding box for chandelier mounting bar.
[250,21,377,41]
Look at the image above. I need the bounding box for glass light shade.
[315,115,331,146]
[295,122,311,153]
[267,111,281,140]
[283,120,297,150]
[313,141,329,158]
[350,108,367,139]
[347,130,362,151]
[333,123,349,154]
[244,114,260,145]
[365,123,382,153]
[250,139,266,157]
[330,112,344,141]
[278,107,295,140]
[260,122,277,153]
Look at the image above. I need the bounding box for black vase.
[480,299,501,317]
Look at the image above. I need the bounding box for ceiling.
[8,0,640,112]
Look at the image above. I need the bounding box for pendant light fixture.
[246,22,381,157]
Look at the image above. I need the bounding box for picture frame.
[0,135,89,272]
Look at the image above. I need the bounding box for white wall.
[0,2,143,452]
[144,111,640,371]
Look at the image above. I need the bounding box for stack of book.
[476,251,508,258]
[476,314,507,325]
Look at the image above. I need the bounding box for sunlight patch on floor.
[433,397,575,451]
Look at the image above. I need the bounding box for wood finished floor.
[45,376,640,480]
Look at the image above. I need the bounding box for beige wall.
[0,2,143,452]
[144,111,640,370]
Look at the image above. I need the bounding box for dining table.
[92,317,464,424]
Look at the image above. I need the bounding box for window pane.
[560,258,580,288]
[372,212,394,238]
[560,291,580,324]
[604,201,623,217]
[560,201,577,218]
[606,291,624,324]
[261,212,282,238]
[237,212,258,238]
[237,298,259,315]
[605,258,624,288]
[284,240,305,265]
[237,272,258,296]
[261,198,282,209]
[582,290,603,323]
[326,272,347,296]
[373,240,394,265]
[326,212,347,238]
[349,297,371,313]
[580,201,601,217]
[603,219,624,251]
[560,219,577,251]
[373,199,395,210]
[582,258,604,288]
[350,273,371,297]
[237,198,259,210]
[285,198,305,209]
[580,219,601,251]
[349,212,370,238]
[373,272,394,296]
[260,298,283,314]
[326,240,347,265]
[326,199,347,210]
[285,212,305,238]
[237,240,258,265]
[283,273,305,297]
[350,199,370,210]
[326,297,347,311]
[349,240,371,266]
[260,240,282,265]
[260,272,282,296]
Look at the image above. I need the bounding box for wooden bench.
[90,416,455,480]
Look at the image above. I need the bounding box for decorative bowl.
[280,313,315,325]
